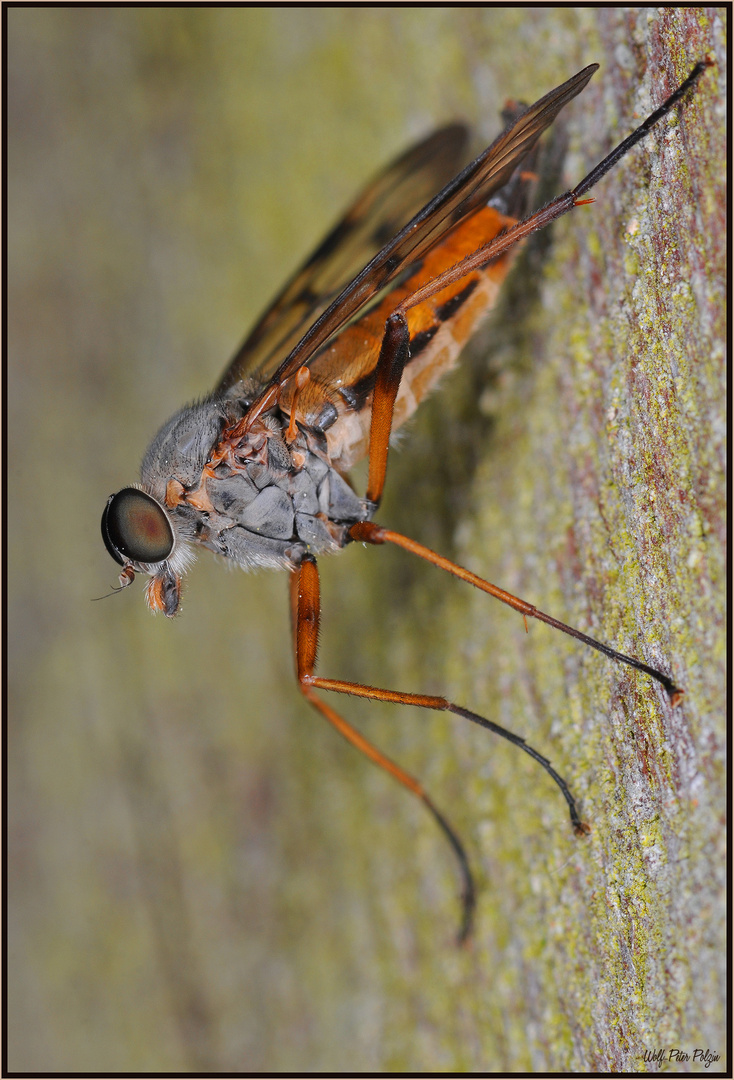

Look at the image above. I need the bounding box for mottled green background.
[8,7,726,1073]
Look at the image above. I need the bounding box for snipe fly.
[102,60,710,942]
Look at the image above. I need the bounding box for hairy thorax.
[140,378,372,576]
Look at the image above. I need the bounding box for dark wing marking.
[242,64,598,417]
[217,124,469,392]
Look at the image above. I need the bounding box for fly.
[101,60,710,943]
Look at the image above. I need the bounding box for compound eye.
[102,488,174,566]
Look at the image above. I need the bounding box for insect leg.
[354,62,712,514]
[349,522,683,704]
[388,60,712,318]
[289,555,476,943]
[292,553,588,835]
[572,58,712,199]
[365,312,411,507]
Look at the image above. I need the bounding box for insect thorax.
[140,379,372,573]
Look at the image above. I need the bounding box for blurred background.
[8,7,726,1072]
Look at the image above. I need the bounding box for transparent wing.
[217,124,469,391]
[237,63,597,412]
